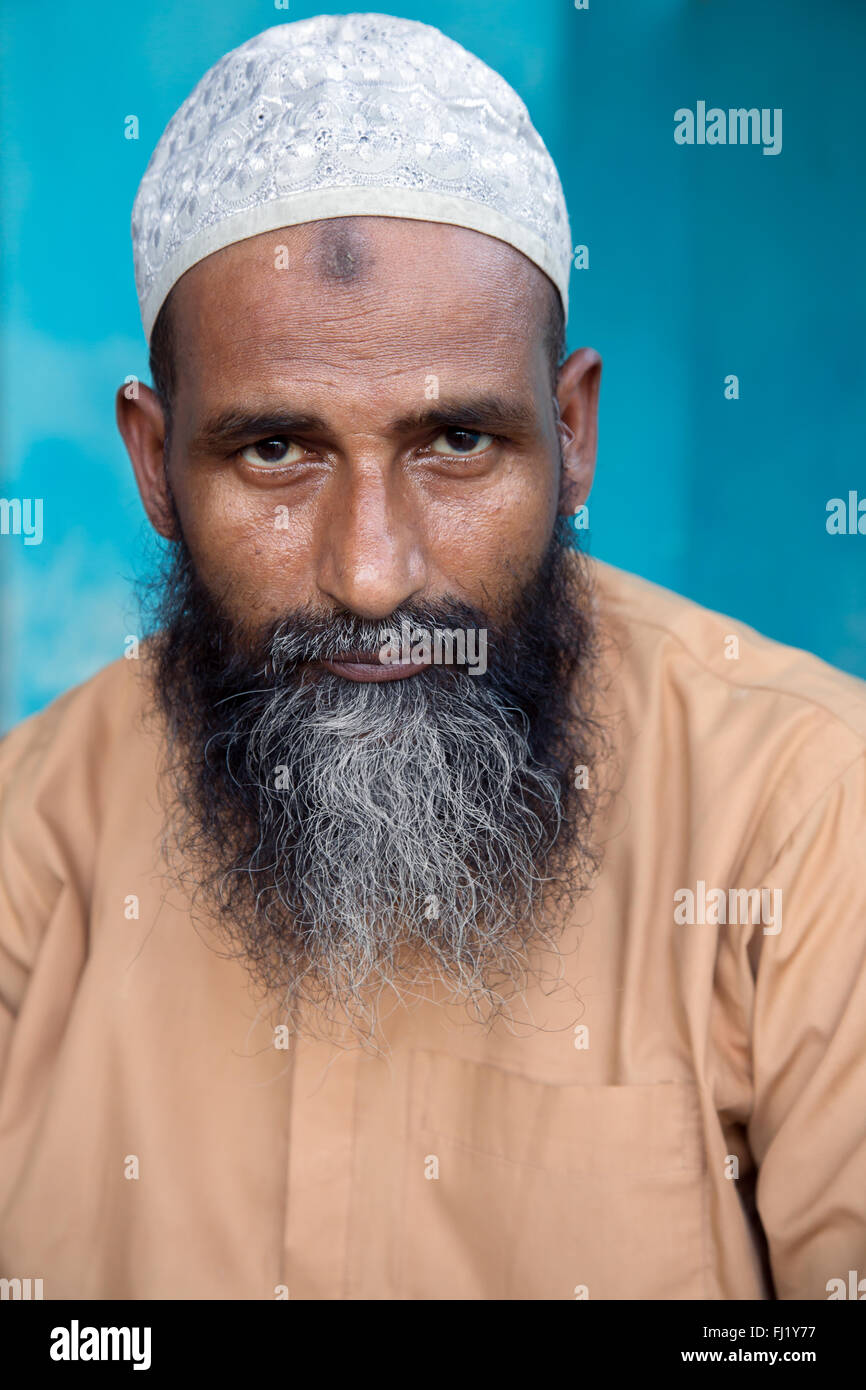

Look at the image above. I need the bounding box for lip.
[319,655,432,683]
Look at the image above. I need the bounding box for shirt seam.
[600,599,866,749]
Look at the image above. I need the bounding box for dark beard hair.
[141,524,609,1046]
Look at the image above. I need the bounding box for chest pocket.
[398,1050,710,1299]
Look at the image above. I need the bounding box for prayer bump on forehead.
[312,219,371,286]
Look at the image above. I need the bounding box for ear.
[115,382,177,539]
[555,347,602,516]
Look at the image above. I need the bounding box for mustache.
[261,597,491,669]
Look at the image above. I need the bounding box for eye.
[240,437,305,467]
[430,428,495,457]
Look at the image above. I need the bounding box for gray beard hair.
[210,661,580,1042]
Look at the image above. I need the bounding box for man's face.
[123,216,598,644]
[117,217,604,1043]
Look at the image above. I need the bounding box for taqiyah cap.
[131,13,572,341]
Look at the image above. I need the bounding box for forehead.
[166,217,552,406]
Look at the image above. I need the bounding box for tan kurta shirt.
[1,557,865,1301]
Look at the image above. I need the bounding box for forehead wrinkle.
[181,231,546,341]
[180,216,549,329]
[194,309,521,376]
[205,290,535,358]
[186,335,544,421]
[173,252,553,402]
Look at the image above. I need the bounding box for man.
[1,14,864,1301]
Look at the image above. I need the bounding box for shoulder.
[0,655,153,803]
[593,557,866,739]
[0,657,158,960]
[589,557,866,869]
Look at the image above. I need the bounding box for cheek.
[171,473,318,619]
[424,468,557,592]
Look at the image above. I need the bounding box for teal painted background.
[1,0,864,730]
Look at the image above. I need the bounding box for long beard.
[143,529,608,1043]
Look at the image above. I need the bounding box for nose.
[316,462,427,618]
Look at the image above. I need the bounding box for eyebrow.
[388,394,538,436]
[189,393,539,454]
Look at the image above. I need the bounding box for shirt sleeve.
[747,750,866,1299]
[0,719,75,1105]
[0,906,21,1086]
[0,742,35,1085]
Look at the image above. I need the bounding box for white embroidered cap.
[131,13,572,341]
